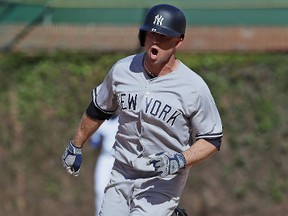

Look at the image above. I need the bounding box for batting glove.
[62,141,82,177]
[147,152,186,178]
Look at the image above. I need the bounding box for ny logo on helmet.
[153,14,164,26]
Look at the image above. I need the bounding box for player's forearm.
[72,113,104,148]
[182,139,218,167]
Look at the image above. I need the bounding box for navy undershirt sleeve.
[204,137,222,150]
[85,101,113,120]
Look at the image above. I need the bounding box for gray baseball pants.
[99,160,189,216]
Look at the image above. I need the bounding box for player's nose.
[150,32,161,44]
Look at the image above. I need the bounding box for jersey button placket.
[145,84,150,95]
[139,84,149,141]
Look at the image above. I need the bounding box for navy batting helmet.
[138,4,186,47]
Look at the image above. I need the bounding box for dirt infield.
[1,25,288,52]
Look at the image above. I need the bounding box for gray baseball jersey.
[92,53,223,172]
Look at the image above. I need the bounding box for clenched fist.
[147,152,186,177]
[62,141,82,177]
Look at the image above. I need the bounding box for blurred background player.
[90,114,119,216]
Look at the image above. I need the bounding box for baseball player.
[90,114,118,216]
[62,4,223,216]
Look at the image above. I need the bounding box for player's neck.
[143,61,156,78]
[143,54,178,78]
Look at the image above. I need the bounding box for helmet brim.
[139,25,181,38]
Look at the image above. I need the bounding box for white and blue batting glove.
[147,152,186,178]
[62,141,82,177]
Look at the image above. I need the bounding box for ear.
[175,37,183,49]
[138,30,146,47]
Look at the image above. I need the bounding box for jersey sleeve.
[191,82,223,142]
[92,66,118,114]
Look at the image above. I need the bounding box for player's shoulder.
[111,53,144,76]
[114,53,143,67]
[178,62,207,87]
[176,62,214,99]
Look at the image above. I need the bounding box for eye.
[160,35,170,40]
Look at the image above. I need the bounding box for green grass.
[0,51,287,216]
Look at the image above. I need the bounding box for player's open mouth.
[149,47,159,61]
[151,48,158,56]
